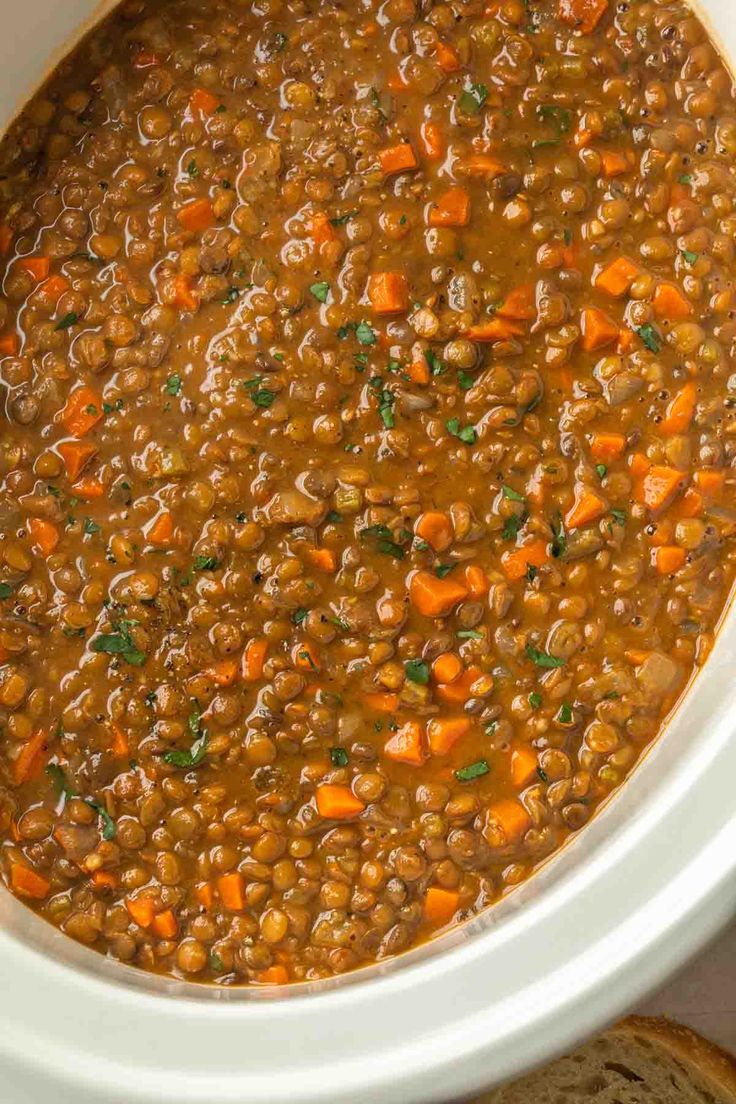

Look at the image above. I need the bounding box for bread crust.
[610,1016,736,1101]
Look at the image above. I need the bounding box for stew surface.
[0,0,734,986]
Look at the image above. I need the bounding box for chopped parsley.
[193,554,220,571]
[292,607,308,625]
[330,747,349,767]
[355,321,377,346]
[0,582,13,599]
[329,210,359,226]
[45,762,76,800]
[550,513,567,558]
[637,323,661,353]
[359,523,407,559]
[221,286,240,305]
[164,374,182,396]
[309,281,330,303]
[457,629,483,640]
[681,249,699,265]
[55,312,78,331]
[596,464,608,479]
[525,644,565,668]
[446,417,476,445]
[435,563,454,578]
[454,759,490,783]
[90,619,145,666]
[458,82,488,115]
[529,691,542,709]
[557,702,573,725]
[85,800,116,840]
[83,518,101,535]
[164,703,209,768]
[536,104,572,134]
[610,507,627,527]
[503,512,528,541]
[502,484,525,502]
[404,659,429,685]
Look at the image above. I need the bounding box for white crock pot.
[0,3,735,1102]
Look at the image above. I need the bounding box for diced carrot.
[427,715,471,755]
[378,143,418,175]
[57,441,97,482]
[217,872,245,911]
[172,273,198,311]
[693,469,724,496]
[176,198,215,233]
[650,519,674,547]
[0,331,19,357]
[58,385,103,438]
[387,68,408,93]
[510,745,538,788]
[205,659,239,687]
[10,862,50,900]
[661,381,696,436]
[363,691,400,713]
[423,886,459,927]
[558,0,608,34]
[600,149,634,177]
[18,256,51,282]
[638,465,686,511]
[310,213,336,245]
[195,882,214,909]
[126,895,155,928]
[456,153,505,179]
[384,720,426,766]
[580,307,619,351]
[653,283,692,320]
[429,186,471,228]
[242,637,269,682]
[148,511,175,546]
[110,723,129,758]
[420,121,444,160]
[72,478,105,500]
[629,452,651,479]
[409,570,468,618]
[590,431,626,463]
[435,664,484,705]
[565,488,606,530]
[625,648,650,666]
[367,272,409,315]
[432,652,463,685]
[37,274,70,306]
[486,798,531,844]
[501,538,551,581]
[465,317,524,342]
[11,729,48,785]
[497,284,535,321]
[415,510,453,552]
[306,547,338,573]
[132,50,161,68]
[653,546,686,574]
[0,222,13,254]
[594,256,638,298]
[435,40,462,72]
[408,358,430,385]
[152,909,178,939]
[294,641,320,672]
[257,965,289,985]
[673,487,703,519]
[91,870,118,890]
[316,784,366,820]
[189,87,220,116]
[28,518,60,557]
[617,327,636,353]
[574,127,594,149]
[463,564,490,598]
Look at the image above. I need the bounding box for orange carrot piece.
[594,256,638,298]
[415,510,453,552]
[673,487,703,519]
[497,284,535,321]
[217,872,245,911]
[379,143,418,175]
[152,909,178,939]
[18,256,51,282]
[599,149,634,177]
[409,358,430,385]
[310,213,336,245]
[432,652,463,685]
[435,664,483,705]
[617,327,636,353]
[465,317,525,342]
[653,545,686,574]
[172,273,198,311]
[242,637,268,682]
[463,564,490,599]
[37,274,70,305]
[435,41,462,72]
[384,720,426,766]
[72,478,105,500]
[28,518,60,557]
[427,715,471,755]
[59,386,103,438]
[590,431,626,463]
[176,198,215,233]
[420,121,444,160]
[423,886,459,927]
[638,465,686,511]
[429,186,471,228]
[363,691,400,713]
[0,331,19,357]
[91,870,118,890]
[11,730,48,785]
[195,882,214,909]
[110,723,129,758]
[629,452,651,479]
[457,153,505,179]
[510,745,538,788]
[565,488,607,530]
[126,895,155,928]
[487,798,531,843]
[148,511,175,546]
[661,381,696,436]
[189,87,220,116]
[653,283,692,320]
[693,469,724,496]
[558,0,608,34]
[409,570,468,618]
[10,862,50,900]
[580,307,619,351]
[294,641,320,672]
[57,441,97,483]
[367,272,409,315]
[316,784,366,820]
[306,547,338,573]
[501,538,551,581]
[257,965,289,985]
[205,659,239,687]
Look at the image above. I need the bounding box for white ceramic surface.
[0,3,735,1102]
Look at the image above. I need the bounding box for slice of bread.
[473,1016,736,1103]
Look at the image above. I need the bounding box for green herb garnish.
[309,281,330,303]
[525,644,565,668]
[164,374,182,396]
[330,747,349,767]
[637,323,661,353]
[446,417,476,445]
[454,759,490,783]
[458,82,488,115]
[55,312,78,331]
[404,659,429,684]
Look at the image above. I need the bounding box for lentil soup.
[0,0,734,987]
